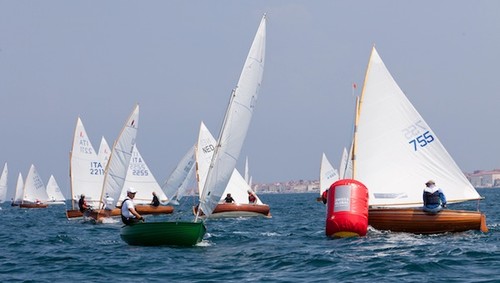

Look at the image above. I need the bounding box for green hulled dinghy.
[120,221,206,246]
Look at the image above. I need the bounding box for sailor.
[78,194,90,213]
[150,191,160,207]
[423,180,447,213]
[121,187,144,225]
[224,193,235,203]
[248,190,257,204]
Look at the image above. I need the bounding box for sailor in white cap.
[121,187,144,225]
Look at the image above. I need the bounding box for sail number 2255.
[409,131,434,151]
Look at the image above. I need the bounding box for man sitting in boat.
[121,187,144,225]
[150,192,160,207]
[423,180,447,213]
[321,189,328,204]
[78,194,91,213]
[248,190,257,204]
[224,193,235,203]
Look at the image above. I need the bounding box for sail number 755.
[409,131,434,151]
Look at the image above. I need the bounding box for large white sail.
[320,153,338,196]
[46,175,65,202]
[0,163,7,203]
[354,47,481,207]
[162,144,196,203]
[199,15,266,217]
[23,164,49,203]
[118,144,167,205]
[100,104,139,207]
[70,118,105,208]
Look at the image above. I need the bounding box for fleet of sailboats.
[120,14,267,246]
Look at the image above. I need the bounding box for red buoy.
[325,179,369,238]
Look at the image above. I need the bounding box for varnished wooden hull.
[66,205,174,220]
[368,208,488,234]
[193,203,271,218]
[19,203,48,208]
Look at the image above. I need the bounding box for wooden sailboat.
[192,122,271,218]
[89,104,140,221]
[117,144,174,215]
[121,14,266,246]
[19,164,49,208]
[351,47,487,234]
[46,175,66,205]
[66,117,108,218]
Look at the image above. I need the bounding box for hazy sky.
[1,1,499,198]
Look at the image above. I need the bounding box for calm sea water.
[0,189,498,282]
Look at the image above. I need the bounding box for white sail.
[344,144,353,179]
[69,117,106,208]
[46,175,65,202]
[98,137,111,169]
[23,164,49,203]
[0,163,7,203]
[338,147,348,179]
[13,173,24,204]
[354,47,481,207]
[162,144,196,203]
[320,153,339,196]
[118,144,167,205]
[199,15,266,217]
[100,104,139,207]
[196,122,263,208]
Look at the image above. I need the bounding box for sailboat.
[11,173,23,206]
[117,144,174,215]
[192,122,270,218]
[120,14,266,246]
[19,164,49,208]
[88,104,140,221]
[66,118,109,219]
[0,163,7,203]
[46,175,66,205]
[161,144,196,205]
[317,153,339,203]
[350,46,487,234]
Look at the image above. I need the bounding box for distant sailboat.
[66,118,107,219]
[20,164,49,208]
[0,163,7,203]
[346,46,487,234]
[11,173,23,206]
[318,153,339,203]
[120,14,266,246]
[193,122,270,218]
[46,175,66,204]
[117,144,174,215]
[161,144,196,204]
[91,104,140,221]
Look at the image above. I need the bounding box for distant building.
[467,169,500,188]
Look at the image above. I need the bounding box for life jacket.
[424,191,440,206]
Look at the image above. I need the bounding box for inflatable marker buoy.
[325,179,368,238]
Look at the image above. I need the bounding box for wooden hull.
[66,205,174,219]
[19,203,48,208]
[193,203,271,218]
[368,208,488,234]
[120,221,206,246]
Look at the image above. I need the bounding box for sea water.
[0,189,498,282]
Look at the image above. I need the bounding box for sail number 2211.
[409,131,434,151]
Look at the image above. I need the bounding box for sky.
[1,1,499,199]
